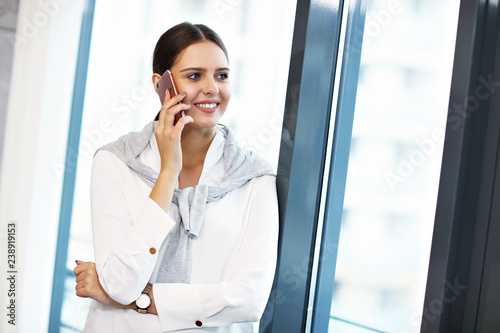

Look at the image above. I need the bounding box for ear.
[152,73,162,93]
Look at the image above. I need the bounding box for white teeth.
[195,103,217,109]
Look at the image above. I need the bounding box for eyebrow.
[180,67,230,72]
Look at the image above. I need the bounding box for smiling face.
[168,41,231,129]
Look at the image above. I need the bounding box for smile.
[194,103,218,109]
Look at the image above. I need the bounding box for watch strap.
[136,283,152,314]
[142,283,152,296]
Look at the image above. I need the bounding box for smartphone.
[157,70,178,104]
[155,70,184,124]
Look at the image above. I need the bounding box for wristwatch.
[135,283,152,314]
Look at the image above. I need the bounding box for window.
[328,0,460,331]
[264,0,460,331]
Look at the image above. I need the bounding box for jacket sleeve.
[90,150,176,305]
[154,176,279,331]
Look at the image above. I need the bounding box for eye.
[187,72,201,80]
[217,72,229,80]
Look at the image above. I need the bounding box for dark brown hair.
[152,22,228,75]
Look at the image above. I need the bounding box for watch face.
[136,293,151,309]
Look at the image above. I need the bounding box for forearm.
[75,261,139,311]
[110,298,136,310]
[103,282,157,314]
[149,169,178,213]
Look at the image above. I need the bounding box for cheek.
[221,86,231,103]
[181,86,199,102]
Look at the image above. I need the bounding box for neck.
[181,126,217,167]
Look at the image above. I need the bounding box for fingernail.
[180,92,187,96]
[185,104,191,108]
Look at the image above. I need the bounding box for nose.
[202,77,219,95]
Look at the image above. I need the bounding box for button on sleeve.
[195,320,203,327]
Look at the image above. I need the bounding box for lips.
[194,100,220,113]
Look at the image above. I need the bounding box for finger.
[73,262,86,275]
[159,104,191,132]
[73,262,89,275]
[167,91,187,106]
[167,103,192,122]
[75,272,95,289]
[156,89,172,130]
[75,270,87,283]
[160,94,188,128]
[76,289,89,298]
[171,115,194,137]
[73,261,95,275]
[73,260,84,277]
[75,283,91,298]
[160,91,186,117]
[75,279,85,290]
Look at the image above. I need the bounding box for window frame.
[259,0,346,331]
[48,0,96,331]
[422,0,500,331]
[311,0,366,331]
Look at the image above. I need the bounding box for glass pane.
[60,0,297,331]
[329,317,382,333]
[328,0,460,332]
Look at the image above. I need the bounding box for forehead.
[173,41,229,68]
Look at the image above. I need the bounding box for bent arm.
[91,150,176,304]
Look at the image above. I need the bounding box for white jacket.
[83,127,279,332]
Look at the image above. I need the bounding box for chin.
[191,114,224,129]
[190,118,221,129]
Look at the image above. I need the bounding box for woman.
[73,22,279,332]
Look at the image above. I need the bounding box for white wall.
[0,0,83,332]
[0,0,19,179]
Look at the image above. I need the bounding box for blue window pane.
[328,0,460,332]
[61,275,91,332]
